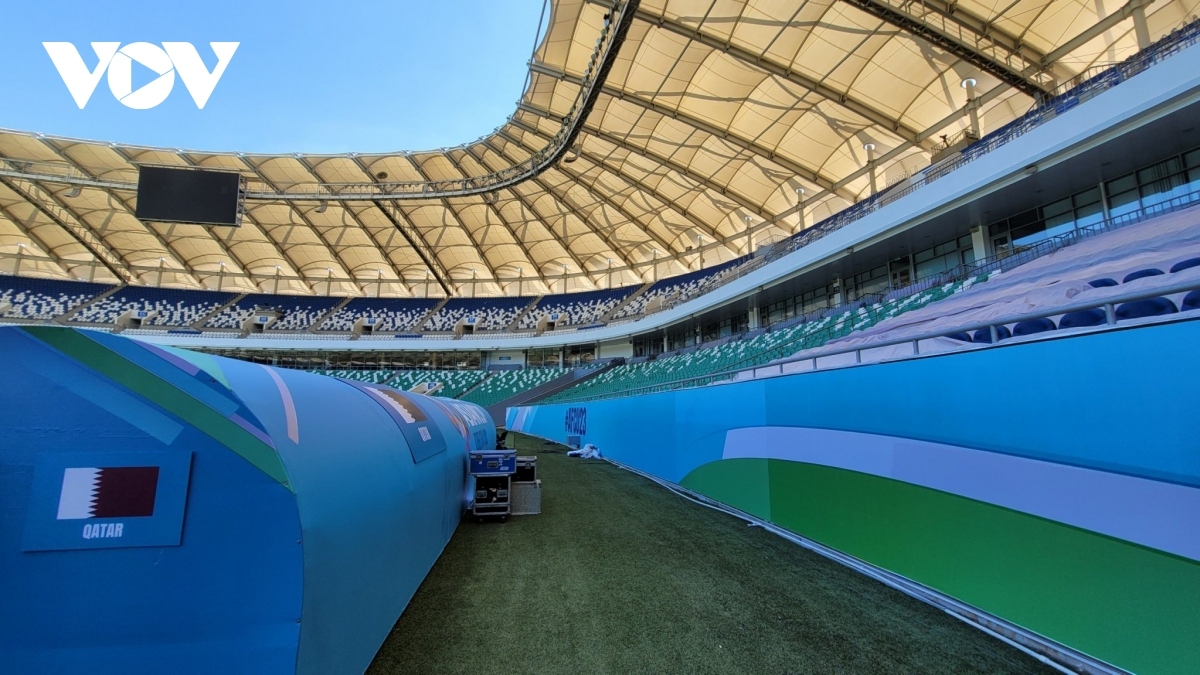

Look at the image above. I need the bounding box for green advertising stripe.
[682,458,1200,675]
[24,327,292,491]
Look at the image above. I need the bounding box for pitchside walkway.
[368,433,1054,674]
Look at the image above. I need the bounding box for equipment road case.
[469,449,517,476]
[472,475,511,521]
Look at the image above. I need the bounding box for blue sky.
[0,1,547,153]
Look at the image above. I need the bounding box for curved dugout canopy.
[1,0,1195,298]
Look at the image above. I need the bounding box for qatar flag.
[56,466,160,520]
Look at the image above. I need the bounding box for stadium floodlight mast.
[795,187,806,233]
[961,78,981,137]
[864,143,877,195]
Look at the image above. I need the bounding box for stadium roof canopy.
[1,0,1195,298]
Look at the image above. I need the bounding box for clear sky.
[0,0,547,153]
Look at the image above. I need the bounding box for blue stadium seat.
[1122,268,1164,283]
[1169,257,1200,273]
[945,332,972,342]
[1058,308,1107,328]
[1115,297,1177,320]
[1181,290,1200,312]
[972,325,1011,343]
[1088,278,1118,288]
[1012,317,1056,336]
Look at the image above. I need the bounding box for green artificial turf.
[368,433,1057,675]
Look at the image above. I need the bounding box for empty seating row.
[615,257,748,319]
[545,276,986,403]
[954,288,1200,343]
[318,297,438,332]
[71,286,236,326]
[310,369,395,384]
[422,297,532,332]
[0,274,110,320]
[385,369,488,398]
[205,293,344,331]
[520,286,638,329]
[460,368,569,407]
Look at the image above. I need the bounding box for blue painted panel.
[220,363,483,675]
[519,320,1200,486]
[337,379,448,463]
[0,329,304,675]
[1,327,491,674]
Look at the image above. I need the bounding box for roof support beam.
[441,150,550,288]
[488,132,676,261]
[0,197,74,276]
[837,0,1054,96]
[294,156,416,295]
[528,63,861,202]
[770,83,1009,229]
[487,129,648,270]
[162,154,303,292]
[505,120,737,255]
[242,157,367,295]
[402,155,503,289]
[464,141,591,280]
[617,3,932,148]
[0,174,132,281]
[513,107,799,218]
[347,155,453,296]
[47,142,204,286]
[1041,0,1155,67]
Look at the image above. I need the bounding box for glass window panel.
[1137,157,1183,184]
[914,247,935,263]
[1010,220,1046,242]
[1073,187,1101,207]
[1045,213,1074,229]
[915,255,951,279]
[1107,174,1137,194]
[1108,189,1140,216]
[1185,148,1200,168]
[1009,209,1039,227]
[1042,198,1073,218]
[1141,173,1187,206]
